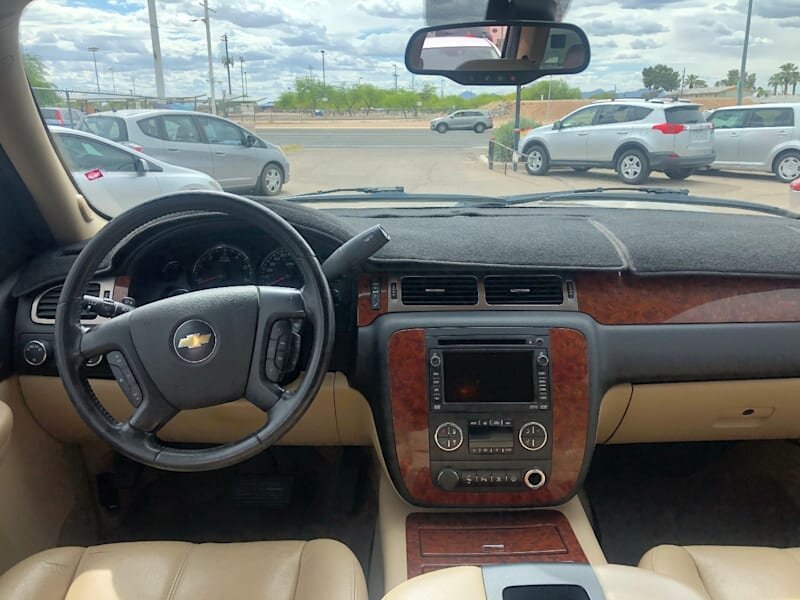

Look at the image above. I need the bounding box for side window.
[560,107,599,129]
[53,134,135,172]
[595,106,630,125]
[162,115,202,143]
[710,110,748,129]
[745,108,795,128]
[626,107,653,122]
[137,117,163,140]
[82,117,127,142]
[196,117,244,145]
[452,112,463,118]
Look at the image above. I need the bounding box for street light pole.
[393,64,398,91]
[202,0,217,114]
[737,0,754,105]
[147,0,166,100]
[320,50,326,89]
[239,56,246,99]
[88,47,100,92]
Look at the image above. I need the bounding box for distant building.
[669,86,752,98]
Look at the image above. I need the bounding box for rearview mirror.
[405,20,590,86]
[245,135,258,147]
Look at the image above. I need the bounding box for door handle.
[778,131,790,136]
[215,151,226,156]
[167,147,180,151]
[616,131,629,135]
[577,132,589,136]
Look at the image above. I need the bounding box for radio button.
[507,471,521,485]
[434,422,463,452]
[519,422,548,452]
[477,473,490,485]
[462,472,476,487]
[430,354,442,368]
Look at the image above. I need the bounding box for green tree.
[682,74,707,89]
[519,79,581,101]
[590,91,616,99]
[23,53,61,105]
[716,69,755,90]
[642,64,680,95]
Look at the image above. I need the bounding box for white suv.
[519,100,715,184]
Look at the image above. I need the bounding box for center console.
[387,325,591,508]
[426,328,553,492]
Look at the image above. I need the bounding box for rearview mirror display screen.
[443,351,534,403]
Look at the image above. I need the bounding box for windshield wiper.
[290,186,405,197]
[463,187,799,219]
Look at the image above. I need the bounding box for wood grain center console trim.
[388,327,590,507]
[406,511,588,578]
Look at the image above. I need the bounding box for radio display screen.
[443,351,534,403]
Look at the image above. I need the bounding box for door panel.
[195,116,258,189]
[159,115,214,176]
[709,109,748,165]
[586,105,635,162]
[548,106,600,162]
[738,107,795,168]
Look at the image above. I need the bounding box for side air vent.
[35,283,101,321]
[401,275,478,305]
[485,275,564,305]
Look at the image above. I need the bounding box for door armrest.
[0,401,11,464]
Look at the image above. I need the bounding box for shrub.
[491,118,540,162]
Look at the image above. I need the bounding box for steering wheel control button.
[173,320,216,364]
[523,468,547,490]
[85,355,103,368]
[434,422,463,452]
[519,421,548,452]
[266,320,293,382]
[23,340,48,366]
[107,351,143,407]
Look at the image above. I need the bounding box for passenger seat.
[639,544,800,600]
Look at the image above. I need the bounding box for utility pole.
[131,75,136,96]
[320,50,326,89]
[88,47,100,92]
[202,0,216,114]
[679,67,686,98]
[221,33,233,95]
[147,0,166,100]
[307,64,313,79]
[240,56,246,98]
[737,0,754,105]
[108,66,116,94]
[440,79,444,98]
[393,64,399,91]
[244,71,248,99]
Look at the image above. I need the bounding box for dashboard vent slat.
[36,283,101,320]
[485,275,564,305]
[401,276,478,305]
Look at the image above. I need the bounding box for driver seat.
[0,539,367,600]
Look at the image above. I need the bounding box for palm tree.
[768,73,781,95]
[683,74,706,89]
[778,63,799,95]
[791,72,800,95]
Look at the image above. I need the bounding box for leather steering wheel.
[55,192,335,471]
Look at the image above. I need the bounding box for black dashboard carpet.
[585,440,800,566]
[82,447,377,574]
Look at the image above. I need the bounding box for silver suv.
[78,110,290,195]
[431,110,493,134]
[706,103,800,183]
[519,100,715,184]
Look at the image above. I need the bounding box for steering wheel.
[54,192,335,472]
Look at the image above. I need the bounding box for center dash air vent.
[35,282,101,321]
[401,275,478,305]
[485,275,564,305]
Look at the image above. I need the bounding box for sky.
[19,0,800,101]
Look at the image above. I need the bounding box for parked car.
[49,126,221,215]
[791,178,800,210]
[519,99,715,184]
[430,110,494,134]
[41,106,84,128]
[421,35,501,72]
[78,110,290,195]
[706,103,800,183]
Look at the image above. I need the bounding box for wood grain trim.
[576,273,800,325]
[357,274,388,326]
[406,511,588,578]
[388,328,590,507]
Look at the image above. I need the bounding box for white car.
[49,126,222,216]
[420,35,501,71]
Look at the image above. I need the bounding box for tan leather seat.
[0,539,367,600]
[639,544,800,600]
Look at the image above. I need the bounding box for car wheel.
[474,123,486,133]
[665,168,693,180]
[617,148,650,185]
[524,145,550,176]
[258,163,284,196]
[436,123,448,134]
[572,167,590,172]
[775,151,800,183]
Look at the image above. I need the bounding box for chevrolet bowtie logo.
[177,333,212,350]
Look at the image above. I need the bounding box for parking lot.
[259,127,791,210]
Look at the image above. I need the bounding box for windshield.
[20,0,798,217]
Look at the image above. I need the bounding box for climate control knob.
[523,468,546,490]
[519,421,548,451]
[434,422,463,452]
[436,468,461,491]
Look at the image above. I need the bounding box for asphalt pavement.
[256,127,493,149]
